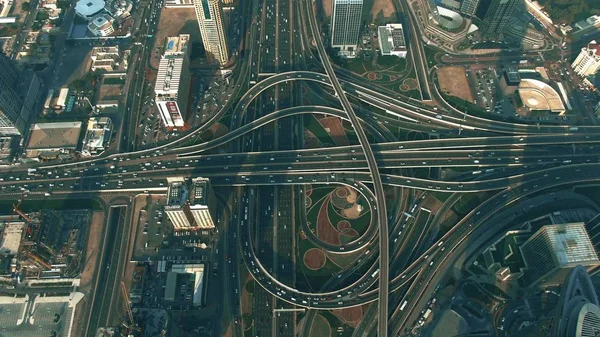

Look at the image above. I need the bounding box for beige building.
[90,46,121,72]
[25,122,83,159]
[572,41,600,77]
[164,177,216,232]
[193,0,228,66]
[164,0,193,7]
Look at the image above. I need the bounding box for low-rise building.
[94,74,125,109]
[74,0,105,20]
[81,117,112,156]
[90,46,121,72]
[573,15,600,35]
[25,122,83,159]
[87,14,115,37]
[517,79,566,115]
[377,24,407,58]
[164,0,193,7]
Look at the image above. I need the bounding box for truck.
[569,127,579,132]
[424,308,432,319]
[27,168,36,175]
[400,301,408,311]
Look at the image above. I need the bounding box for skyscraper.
[193,0,228,66]
[331,0,363,52]
[0,53,41,136]
[460,0,481,16]
[480,0,520,37]
[519,223,600,287]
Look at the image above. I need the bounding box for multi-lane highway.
[11,0,600,334]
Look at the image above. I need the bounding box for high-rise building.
[0,52,41,136]
[519,223,600,287]
[331,0,363,52]
[164,177,217,232]
[154,35,191,128]
[460,0,480,16]
[193,0,228,66]
[480,0,520,37]
[572,41,600,77]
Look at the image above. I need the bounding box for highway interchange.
[9,0,600,335]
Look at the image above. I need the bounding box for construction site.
[0,200,91,283]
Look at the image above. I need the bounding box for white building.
[377,24,407,58]
[87,14,114,37]
[81,117,112,156]
[169,264,206,306]
[193,0,228,66]
[154,35,191,128]
[331,0,363,56]
[74,0,105,20]
[572,41,600,77]
[164,0,193,7]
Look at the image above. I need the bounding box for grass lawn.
[423,46,439,67]
[414,208,431,230]
[453,194,479,215]
[310,314,332,337]
[377,55,406,69]
[432,191,452,202]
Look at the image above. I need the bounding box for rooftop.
[378,24,407,55]
[544,223,599,267]
[26,122,83,150]
[0,293,83,337]
[587,40,600,57]
[155,57,185,95]
[518,79,566,113]
[88,14,113,31]
[164,35,190,55]
[74,0,105,16]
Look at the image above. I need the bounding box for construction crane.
[120,281,141,334]
[27,252,51,270]
[13,200,33,223]
[13,199,37,238]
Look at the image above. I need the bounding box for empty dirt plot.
[80,211,105,287]
[319,117,349,146]
[332,306,364,327]
[152,8,199,68]
[437,66,474,103]
[320,0,333,17]
[371,0,396,20]
[317,196,340,245]
[304,248,327,270]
